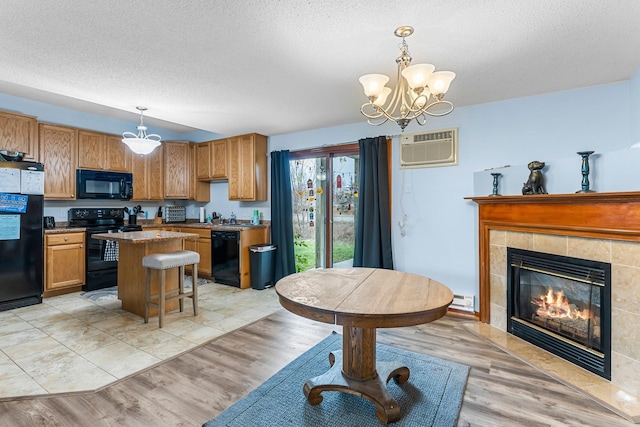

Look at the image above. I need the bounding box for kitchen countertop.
[44,222,269,234]
[45,227,86,234]
[92,230,199,243]
[143,222,269,232]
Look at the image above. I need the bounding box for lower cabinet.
[180,228,211,276]
[44,232,85,297]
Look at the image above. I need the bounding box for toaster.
[163,206,187,223]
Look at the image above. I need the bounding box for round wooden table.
[275,268,453,424]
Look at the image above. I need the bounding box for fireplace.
[507,248,611,379]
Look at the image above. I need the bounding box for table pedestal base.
[303,350,410,425]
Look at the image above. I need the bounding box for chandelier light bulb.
[401,63,435,89]
[373,87,392,106]
[428,71,456,96]
[359,74,389,98]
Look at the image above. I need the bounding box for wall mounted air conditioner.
[400,127,458,169]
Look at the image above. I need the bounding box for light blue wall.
[631,68,640,145]
[270,79,636,307]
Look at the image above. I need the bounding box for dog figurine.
[522,161,547,194]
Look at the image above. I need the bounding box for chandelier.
[122,107,162,155]
[359,26,455,131]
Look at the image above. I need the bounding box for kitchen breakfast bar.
[92,230,199,317]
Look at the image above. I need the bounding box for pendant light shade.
[122,107,162,155]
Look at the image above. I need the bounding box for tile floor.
[0,282,282,399]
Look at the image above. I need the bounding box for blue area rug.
[204,332,469,427]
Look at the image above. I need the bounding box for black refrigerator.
[0,161,45,311]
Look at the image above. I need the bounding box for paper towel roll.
[199,207,205,223]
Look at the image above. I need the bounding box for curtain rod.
[322,134,401,147]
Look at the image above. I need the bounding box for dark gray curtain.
[353,136,393,269]
[270,150,296,281]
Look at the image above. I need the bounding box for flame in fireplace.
[533,286,591,320]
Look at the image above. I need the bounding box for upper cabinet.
[163,141,190,199]
[39,123,78,199]
[131,146,164,201]
[190,143,210,202]
[78,130,131,172]
[0,110,38,162]
[227,133,268,201]
[105,135,131,172]
[77,131,105,170]
[196,139,228,181]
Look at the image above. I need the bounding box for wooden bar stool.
[142,250,200,328]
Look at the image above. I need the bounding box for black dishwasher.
[211,230,240,287]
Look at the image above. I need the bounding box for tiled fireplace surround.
[469,192,640,423]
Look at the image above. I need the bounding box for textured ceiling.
[1,0,639,136]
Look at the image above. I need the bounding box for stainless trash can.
[249,244,277,290]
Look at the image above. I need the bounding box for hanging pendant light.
[359,26,455,131]
[122,107,162,155]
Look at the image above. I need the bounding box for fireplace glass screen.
[507,248,611,379]
[514,269,602,352]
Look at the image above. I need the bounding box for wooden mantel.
[467,191,640,323]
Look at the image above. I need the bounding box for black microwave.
[76,169,133,200]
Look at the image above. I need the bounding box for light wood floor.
[0,310,632,427]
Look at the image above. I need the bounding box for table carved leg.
[303,326,410,425]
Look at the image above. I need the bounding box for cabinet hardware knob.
[64,238,68,241]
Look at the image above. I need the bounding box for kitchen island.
[92,230,199,317]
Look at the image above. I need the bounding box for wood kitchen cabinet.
[39,123,78,199]
[131,145,164,200]
[77,130,131,172]
[0,110,38,161]
[190,143,210,202]
[196,139,228,181]
[105,135,131,172]
[180,227,212,276]
[163,141,190,199]
[78,130,105,170]
[44,232,85,298]
[227,133,268,201]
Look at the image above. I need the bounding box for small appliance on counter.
[44,216,56,229]
[250,210,260,225]
[163,205,186,223]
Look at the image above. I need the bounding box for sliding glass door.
[290,144,359,271]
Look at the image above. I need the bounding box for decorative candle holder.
[576,151,595,193]
[489,173,502,196]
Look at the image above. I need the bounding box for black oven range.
[68,208,142,291]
